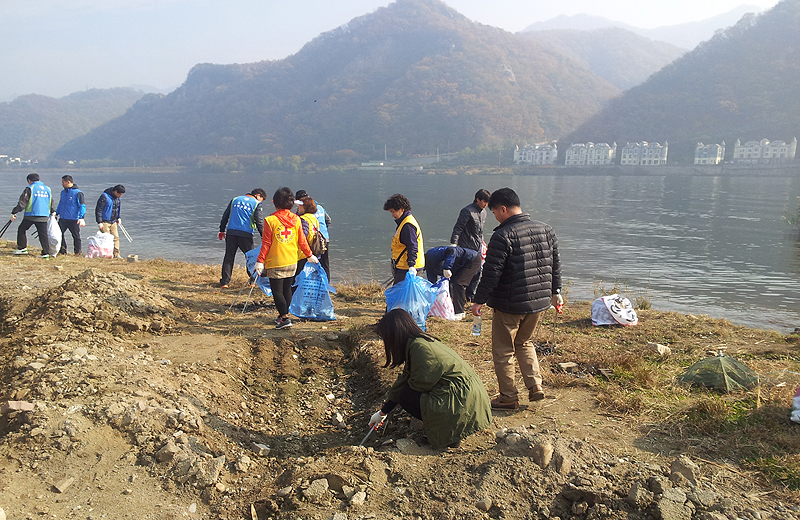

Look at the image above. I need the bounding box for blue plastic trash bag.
[244,248,272,297]
[385,272,437,330]
[289,262,337,321]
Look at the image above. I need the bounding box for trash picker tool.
[118,222,133,243]
[0,219,11,239]
[229,273,256,311]
[359,413,388,446]
[241,279,258,314]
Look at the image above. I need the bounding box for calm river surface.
[2,169,799,332]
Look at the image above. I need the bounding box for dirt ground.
[1,245,799,520]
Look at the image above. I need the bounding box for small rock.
[53,477,74,493]
[495,428,508,440]
[648,475,671,494]
[235,454,252,473]
[27,362,46,371]
[326,334,339,341]
[276,486,293,498]
[332,412,346,428]
[188,503,197,514]
[0,506,5,520]
[396,438,427,455]
[647,342,672,356]
[504,432,523,446]
[531,442,554,468]
[325,393,335,403]
[250,442,270,457]
[477,497,492,512]
[573,502,589,515]
[342,486,356,499]
[330,514,348,520]
[156,441,181,463]
[671,455,699,486]
[72,347,88,359]
[122,489,133,495]
[350,491,366,506]
[2,401,35,413]
[627,481,654,508]
[558,362,579,373]
[215,483,226,492]
[303,478,330,503]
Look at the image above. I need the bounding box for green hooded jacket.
[387,337,492,449]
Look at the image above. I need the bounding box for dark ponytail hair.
[375,309,434,368]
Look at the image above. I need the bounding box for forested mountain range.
[53,0,619,162]
[0,88,145,160]
[520,28,686,90]
[563,0,800,164]
[521,5,763,49]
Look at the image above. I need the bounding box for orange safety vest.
[259,212,310,269]
[391,213,424,270]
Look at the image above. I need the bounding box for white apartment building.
[620,141,668,166]
[514,143,558,165]
[733,138,797,163]
[565,142,617,165]
[694,142,725,165]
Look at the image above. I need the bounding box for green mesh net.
[678,354,759,392]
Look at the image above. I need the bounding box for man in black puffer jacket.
[471,188,562,411]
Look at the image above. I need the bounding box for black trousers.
[319,249,330,279]
[270,277,293,317]
[220,234,255,285]
[397,384,423,420]
[17,218,50,255]
[58,219,82,254]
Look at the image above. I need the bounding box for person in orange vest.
[383,193,424,286]
[254,187,319,329]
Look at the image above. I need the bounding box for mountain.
[53,0,619,162]
[521,5,763,49]
[0,88,145,160]
[562,0,800,163]
[520,28,686,90]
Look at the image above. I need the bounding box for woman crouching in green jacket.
[369,309,492,449]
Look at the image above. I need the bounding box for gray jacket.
[449,202,486,252]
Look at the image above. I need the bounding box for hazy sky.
[0,0,781,102]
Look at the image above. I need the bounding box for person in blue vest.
[95,184,126,258]
[424,245,481,319]
[218,188,267,288]
[295,190,331,279]
[10,173,53,258]
[55,175,86,255]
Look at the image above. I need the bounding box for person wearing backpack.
[10,172,53,258]
[295,190,331,279]
[55,175,86,255]
[291,196,322,293]
[384,193,424,286]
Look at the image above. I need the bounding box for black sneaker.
[276,317,293,330]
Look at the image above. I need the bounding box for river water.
[1,169,799,331]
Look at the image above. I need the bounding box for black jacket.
[450,202,486,252]
[473,213,561,314]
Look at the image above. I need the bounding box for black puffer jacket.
[473,213,561,314]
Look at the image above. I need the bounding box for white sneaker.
[12,248,27,255]
[453,313,466,321]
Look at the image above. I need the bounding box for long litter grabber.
[228,273,258,313]
[0,219,12,239]
[118,222,133,243]
[359,413,388,446]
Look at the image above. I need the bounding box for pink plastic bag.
[86,231,114,259]
[428,279,457,321]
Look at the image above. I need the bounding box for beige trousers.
[101,222,120,257]
[491,309,544,401]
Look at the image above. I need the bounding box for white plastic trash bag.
[591,294,638,326]
[428,278,457,321]
[791,386,800,424]
[86,231,115,259]
[47,214,62,257]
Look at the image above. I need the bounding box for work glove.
[408,267,417,276]
[449,243,457,248]
[117,218,121,224]
[307,255,320,264]
[253,262,264,275]
[443,269,452,279]
[368,410,386,429]
[10,214,16,221]
[98,223,104,231]
[218,232,225,241]
[551,293,564,313]
[78,219,86,227]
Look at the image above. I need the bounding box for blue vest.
[226,195,259,234]
[99,191,120,222]
[24,181,51,217]
[314,204,329,240]
[57,187,85,220]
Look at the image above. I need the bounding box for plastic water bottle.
[472,310,482,336]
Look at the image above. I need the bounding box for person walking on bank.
[470,188,562,411]
[424,245,481,319]
[451,189,490,301]
[253,187,319,330]
[95,184,125,258]
[291,197,321,293]
[384,193,424,286]
[10,173,53,258]
[55,175,86,256]
[295,190,331,278]
[218,188,266,288]
[367,309,492,450]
